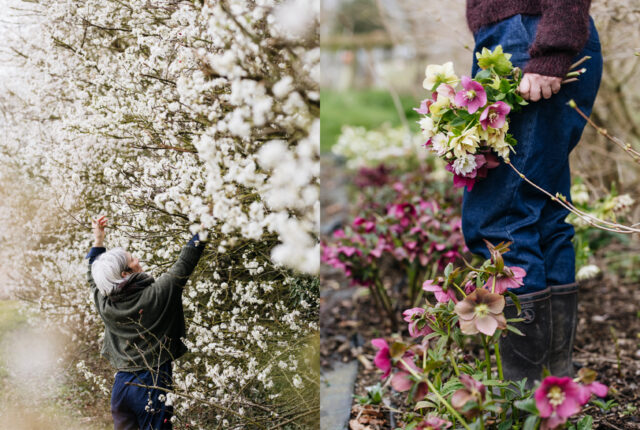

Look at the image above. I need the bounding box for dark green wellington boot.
[549,283,579,377]
[500,287,552,388]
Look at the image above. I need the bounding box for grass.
[320,89,421,153]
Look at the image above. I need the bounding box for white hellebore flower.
[419,116,436,139]
[576,264,601,281]
[423,62,458,91]
[452,153,477,176]
[430,133,450,156]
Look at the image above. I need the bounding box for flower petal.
[390,371,413,392]
[475,315,498,335]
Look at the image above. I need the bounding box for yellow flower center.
[475,303,489,317]
[547,386,565,407]
[489,111,498,121]
[466,90,476,100]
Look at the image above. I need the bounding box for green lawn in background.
[320,89,421,153]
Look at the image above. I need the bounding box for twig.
[569,99,640,164]
[506,161,640,234]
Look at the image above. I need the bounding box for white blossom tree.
[0,0,319,427]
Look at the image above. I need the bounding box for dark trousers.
[462,14,603,294]
[111,361,173,430]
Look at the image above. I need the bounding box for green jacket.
[87,244,203,371]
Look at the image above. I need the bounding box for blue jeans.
[111,361,173,430]
[462,15,603,294]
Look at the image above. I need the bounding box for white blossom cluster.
[0,0,319,427]
[332,124,426,169]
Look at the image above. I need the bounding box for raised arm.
[87,216,108,290]
[153,233,206,291]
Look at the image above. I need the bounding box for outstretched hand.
[518,73,562,102]
[92,215,108,247]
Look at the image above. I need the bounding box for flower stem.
[494,340,507,421]
[398,358,470,429]
[482,335,491,380]
[424,378,471,430]
[449,351,460,377]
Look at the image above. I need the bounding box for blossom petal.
[475,315,499,335]
[391,371,413,392]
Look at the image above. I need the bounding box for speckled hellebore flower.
[454,288,506,335]
[402,307,434,338]
[484,265,526,294]
[423,279,458,304]
[535,376,585,430]
[479,101,511,130]
[454,76,487,114]
[416,416,452,430]
[451,374,487,418]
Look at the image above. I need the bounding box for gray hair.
[91,247,129,296]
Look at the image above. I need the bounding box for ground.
[0,300,112,430]
[320,155,640,429]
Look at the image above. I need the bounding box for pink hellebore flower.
[454,76,487,114]
[451,374,487,418]
[402,307,434,338]
[371,338,392,378]
[479,101,511,130]
[484,266,526,294]
[423,279,458,304]
[436,83,456,100]
[414,99,431,115]
[416,416,452,430]
[353,217,376,233]
[535,376,584,430]
[390,358,429,401]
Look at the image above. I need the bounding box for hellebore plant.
[322,176,466,326]
[369,241,609,429]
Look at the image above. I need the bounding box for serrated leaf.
[523,415,539,430]
[506,324,524,336]
[505,291,521,315]
[577,415,593,430]
[514,397,539,414]
[497,419,513,430]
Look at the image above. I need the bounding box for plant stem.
[449,351,460,377]
[494,340,507,421]
[494,340,504,381]
[375,278,397,329]
[482,335,492,380]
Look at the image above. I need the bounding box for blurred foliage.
[320,89,420,152]
[330,0,384,35]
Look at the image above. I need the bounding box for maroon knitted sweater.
[466,0,592,77]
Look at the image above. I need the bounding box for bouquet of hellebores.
[416,46,525,191]
[416,46,586,191]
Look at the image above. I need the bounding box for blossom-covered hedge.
[1,0,319,427]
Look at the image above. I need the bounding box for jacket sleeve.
[524,0,591,77]
[152,242,205,292]
[86,247,106,291]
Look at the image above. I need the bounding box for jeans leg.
[134,362,174,430]
[112,375,140,430]
[537,21,603,286]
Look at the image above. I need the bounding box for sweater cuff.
[523,52,575,78]
[86,247,106,264]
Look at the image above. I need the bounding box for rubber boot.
[549,283,579,377]
[500,287,552,388]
